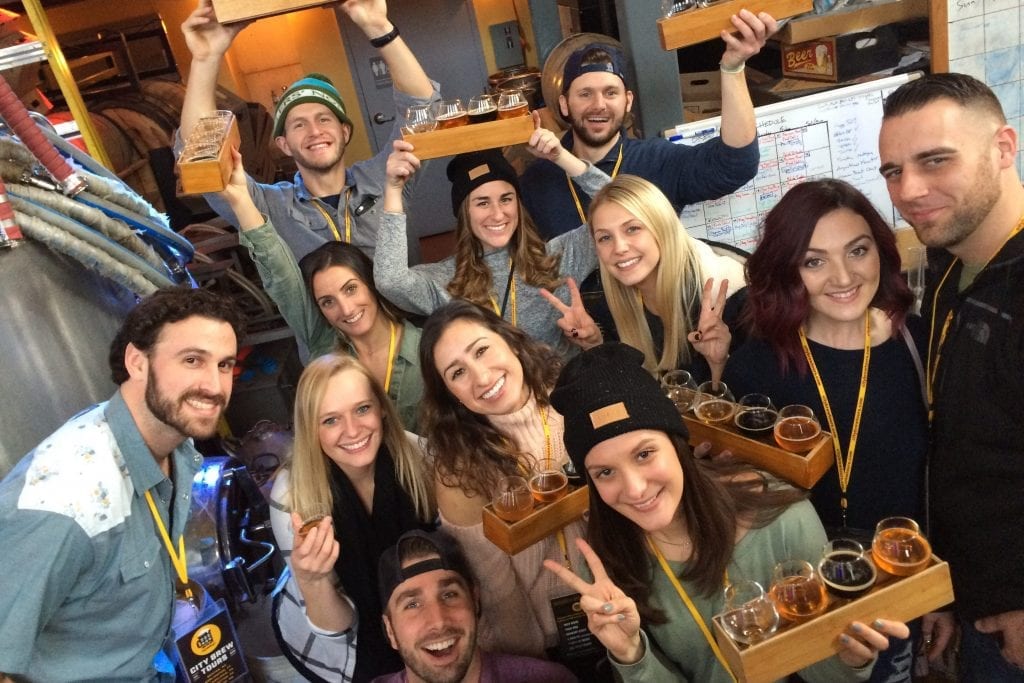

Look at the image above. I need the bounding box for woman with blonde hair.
[268,353,435,682]
[553,174,745,380]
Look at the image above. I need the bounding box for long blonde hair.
[590,175,705,374]
[446,194,562,307]
[288,353,434,521]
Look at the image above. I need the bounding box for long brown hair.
[418,300,562,497]
[587,436,806,623]
[446,195,563,307]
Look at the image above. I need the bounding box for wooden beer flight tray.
[658,0,813,50]
[482,485,589,555]
[682,414,833,489]
[713,556,954,683]
[211,0,336,23]
[403,115,534,160]
[177,116,241,195]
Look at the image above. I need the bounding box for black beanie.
[446,149,521,217]
[551,342,689,475]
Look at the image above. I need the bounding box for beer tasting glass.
[403,104,436,134]
[496,88,529,119]
[734,393,778,438]
[871,517,932,576]
[661,369,698,414]
[718,579,780,645]
[773,404,822,453]
[769,559,829,623]
[435,99,468,129]
[817,538,877,599]
[468,94,498,124]
[693,381,736,426]
[529,469,568,505]
[492,475,534,522]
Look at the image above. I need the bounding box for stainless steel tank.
[0,240,137,476]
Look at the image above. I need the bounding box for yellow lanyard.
[489,258,517,326]
[311,187,353,243]
[144,489,194,602]
[566,140,624,223]
[926,215,1024,422]
[647,536,737,683]
[383,320,398,394]
[539,405,553,469]
[799,313,870,525]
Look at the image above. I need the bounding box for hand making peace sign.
[543,538,645,665]
[688,277,731,385]
[539,277,604,350]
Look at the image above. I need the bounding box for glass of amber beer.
[497,88,529,119]
[871,517,932,576]
[435,99,468,129]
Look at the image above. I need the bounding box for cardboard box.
[482,485,589,555]
[713,556,954,683]
[778,0,929,44]
[403,115,534,160]
[781,25,899,82]
[658,0,812,50]
[680,71,723,123]
[682,415,834,489]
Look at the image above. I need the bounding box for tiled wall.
[946,0,1024,174]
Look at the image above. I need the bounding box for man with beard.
[373,529,576,683]
[878,73,1024,681]
[0,287,243,682]
[519,9,774,240]
[179,0,439,263]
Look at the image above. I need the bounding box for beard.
[145,366,226,440]
[398,626,477,683]
[568,107,624,149]
[909,158,1000,251]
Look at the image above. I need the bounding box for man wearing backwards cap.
[180,0,439,263]
[520,11,776,241]
[373,529,577,683]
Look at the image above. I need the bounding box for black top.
[724,316,927,535]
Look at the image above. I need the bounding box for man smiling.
[374,529,576,683]
[0,287,243,681]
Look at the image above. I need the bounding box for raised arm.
[338,0,433,99]
[377,139,452,314]
[718,9,776,148]
[179,0,248,143]
[220,150,335,354]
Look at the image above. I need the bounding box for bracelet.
[370,25,400,48]
[719,61,745,74]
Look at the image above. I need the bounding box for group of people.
[1,0,1022,681]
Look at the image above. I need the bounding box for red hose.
[0,175,23,242]
[0,72,86,196]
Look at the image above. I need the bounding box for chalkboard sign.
[666,72,918,251]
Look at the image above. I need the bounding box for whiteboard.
[666,72,918,251]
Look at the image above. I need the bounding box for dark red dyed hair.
[742,179,913,373]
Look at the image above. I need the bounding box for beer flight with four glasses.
[401,87,530,135]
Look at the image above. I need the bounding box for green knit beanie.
[273,73,353,137]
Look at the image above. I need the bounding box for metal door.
[340,1,490,245]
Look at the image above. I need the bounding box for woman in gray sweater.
[375,121,609,357]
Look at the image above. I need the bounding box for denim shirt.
[0,391,203,681]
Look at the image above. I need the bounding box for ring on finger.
[571,328,579,339]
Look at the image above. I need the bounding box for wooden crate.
[211,0,336,23]
[658,0,813,51]
[178,116,241,196]
[683,414,833,489]
[403,115,534,160]
[482,485,589,555]
[713,556,954,683]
